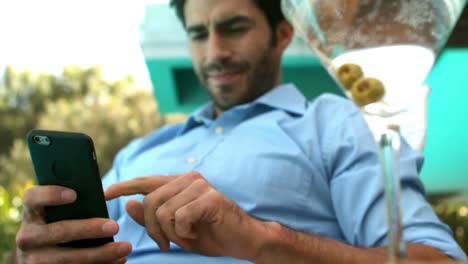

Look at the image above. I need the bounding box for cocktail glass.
[281,0,466,261]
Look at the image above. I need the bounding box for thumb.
[126,200,145,226]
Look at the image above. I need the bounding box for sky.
[0,0,169,88]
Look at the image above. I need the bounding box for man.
[15,0,467,263]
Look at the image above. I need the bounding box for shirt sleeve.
[102,151,124,221]
[322,99,467,260]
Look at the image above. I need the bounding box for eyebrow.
[215,15,253,29]
[186,15,254,34]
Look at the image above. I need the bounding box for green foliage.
[433,195,468,254]
[0,184,28,263]
[0,65,165,261]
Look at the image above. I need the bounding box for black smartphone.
[27,129,114,248]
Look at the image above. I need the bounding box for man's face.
[184,0,284,112]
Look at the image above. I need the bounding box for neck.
[214,107,223,119]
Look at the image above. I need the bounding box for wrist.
[246,220,283,264]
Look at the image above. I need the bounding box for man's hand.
[104,172,452,264]
[15,185,132,264]
[105,171,267,261]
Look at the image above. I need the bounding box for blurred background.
[1,0,467,261]
[0,0,177,260]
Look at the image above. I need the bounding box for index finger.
[105,176,178,200]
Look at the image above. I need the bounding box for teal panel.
[421,48,468,193]
[173,68,208,105]
[145,59,184,113]
[146,58,206,113]
[283,57,344,99]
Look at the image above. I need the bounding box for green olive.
[336,63,364,90]
[351,77,385,107]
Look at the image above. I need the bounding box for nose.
[206,33,233,62]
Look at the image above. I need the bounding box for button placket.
[186,157,197,164]
[215,126,224,135]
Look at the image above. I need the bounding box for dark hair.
[169,0,285,34]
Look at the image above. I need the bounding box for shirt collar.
[254,83,308,116]
[178,103,214,135]
[179,83,308,134]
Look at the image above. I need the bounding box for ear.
[275,20,294,53]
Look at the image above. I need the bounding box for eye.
[191,32,208,41]
[228,26,248,33]
[222,24,251,36]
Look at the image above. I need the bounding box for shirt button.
[186,157,196,164]
[215,126,224,135]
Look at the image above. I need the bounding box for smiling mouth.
[207,71,243,84]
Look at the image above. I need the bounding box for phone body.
[27,129,114,248]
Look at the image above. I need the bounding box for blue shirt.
[102,83,467,263]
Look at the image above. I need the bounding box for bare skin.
[186,0,291,116]
[105,171,452,264]
[15,185,132,264]
[14,0,457,263]
[105,172,264,260]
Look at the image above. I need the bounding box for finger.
[159,178,211,245]
[142,172,202,250]
[26,242,132,264]
[16,218,119,250]
[22,186,76,222]
[105,176,177,200]
[113,256,128,264]
[143,193,170,251]
[126,199,145,226]
[174,190,223,240]
[78,242,132,263]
